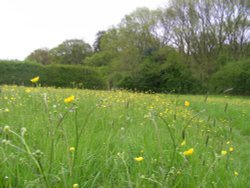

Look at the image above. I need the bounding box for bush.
[116,61,202,94]
[44,64,105,89]
[158,62,202,94]
[210,59,250,95]
[116,48,202,94]
[0,60,106,89]
[0,60,44,85]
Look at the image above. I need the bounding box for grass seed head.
[3,126,10,133]
[69,147,75,152]
[221,150,227,155]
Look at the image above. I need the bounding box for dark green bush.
[116,48,202,94]
[0,60,106,89]
[210,59,250,95]
[158,62,202,94]
[117,60,202,94]
[0,60,44,85]
[44,64,105,89]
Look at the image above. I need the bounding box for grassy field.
[0,85,250,187]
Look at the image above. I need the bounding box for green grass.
[0,85,250,187]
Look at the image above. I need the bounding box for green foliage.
[0,61,106,89]
[118,61,201,94]
[210,59,250,95]
[50,39,93,65]
[85,52,112,67]
[15,1,250,94]
[44,64,105,89]
[26,39,93,65]
[117,48,202,94]
[119,7,160,54]
[159,62,202,93]
[25,48,53,65]
[0,60,45,85]
[93,31,106,52]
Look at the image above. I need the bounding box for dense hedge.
[210,59,250,95]
[117,61,203,94]
[1,59,250,95]
[0,61,106,89]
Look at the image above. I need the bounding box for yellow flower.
[184,101,190,107]
[73,184,79,188]
[64,95,75,103]
[134,156,144,162]
[69,147,75,152]
[229,147,234,152]
[234,171,239,176]
[25,88,31,93]
[221,150,227,155]
[183,148,194,156]
[30,76,39,83]
[4,108,10,112]
[180,140,186,146]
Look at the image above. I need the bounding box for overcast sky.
[0,0,167,60]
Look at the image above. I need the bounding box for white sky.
[0,0,167,60]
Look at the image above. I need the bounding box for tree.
[118,7,161,54]
[85,52,112,67]
[93,31,106,52]
[159,0,250,81]
[97,8,163,87]
[26,48,52,65]
[50,39,92,65]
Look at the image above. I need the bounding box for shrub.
[116,60,202,94]
[210,59,250,95]
[0,60,44,85]
[0,60,106,89]
[44,64,105,89]
[158,62,202,94]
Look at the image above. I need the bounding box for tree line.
[24,0,250,94]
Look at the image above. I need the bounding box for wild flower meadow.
[0,85,250,187]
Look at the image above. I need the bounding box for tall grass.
[0,85,249,187]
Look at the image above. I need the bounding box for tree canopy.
[24,0,250,94]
